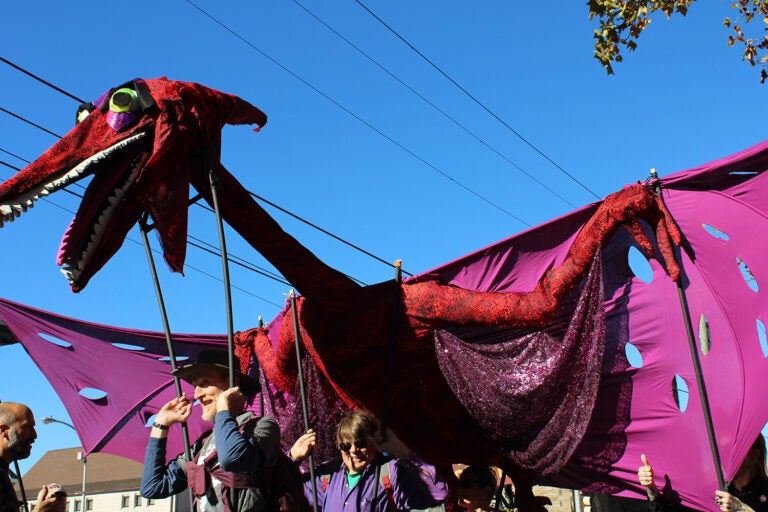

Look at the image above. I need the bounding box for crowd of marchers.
[2,351,766,512]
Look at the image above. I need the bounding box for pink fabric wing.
[0,298,229,463]
[421,139,768,510]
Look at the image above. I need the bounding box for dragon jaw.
[0,77,268,292]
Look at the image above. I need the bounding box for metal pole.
[649,170,726,490]
[209,169,237,390]
[373,260,402,508]
[78,452,87,510]
[380,259,402,433]
[492,468,508,511]
[138,217,195,512]
[258,316,265,417]
[39,418,86,510]
[573,489,583,512]
[289,290,319,512]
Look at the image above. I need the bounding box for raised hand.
[155,395,192,427]
[31,485,67,512]
[638,453,659,499]
[715,490,754,512]
[290,429,317,461]
[216,386,245,415]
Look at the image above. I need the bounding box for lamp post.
[41,417,87,511]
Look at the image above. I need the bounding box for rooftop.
[17,447,145,497]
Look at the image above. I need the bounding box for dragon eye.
[109,88,139,113]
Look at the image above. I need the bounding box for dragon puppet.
[0,78,684,509]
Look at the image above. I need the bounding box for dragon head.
[0,78,267,291]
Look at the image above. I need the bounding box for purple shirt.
[307,454,448,512]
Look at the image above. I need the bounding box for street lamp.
[41,417,87,511]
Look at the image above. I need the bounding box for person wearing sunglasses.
[289,409,448,511]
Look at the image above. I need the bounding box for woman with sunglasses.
[289,409,448,511]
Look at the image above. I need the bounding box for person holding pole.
[639,437,768,512]
[289,408,447,512]
[714,436,768,512]
[140,351,281,512]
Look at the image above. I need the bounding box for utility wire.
[353,0,601,200]
[0,147,29,163]
[0,106,62,138]
[0,57,85,104]
[246,191,413,277]
[0,148,297,289]
[0,125,373,286]
[183,1,530,226]
[290,0,577,209]
[0,56,513,272]
[191,203,375,282]
[0,161,283,308]
[0,100,399,277]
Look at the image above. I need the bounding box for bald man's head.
[0,402,37,463]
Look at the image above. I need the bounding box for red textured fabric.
[236,327,297,394]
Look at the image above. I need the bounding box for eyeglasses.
[339,439,369,452]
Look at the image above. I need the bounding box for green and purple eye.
[105,87,140,132]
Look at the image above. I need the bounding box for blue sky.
[2,1,767,473]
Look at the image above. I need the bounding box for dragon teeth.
[60,267,74,282]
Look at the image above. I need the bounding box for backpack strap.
[378,461,397,512]
[321,476,330,493]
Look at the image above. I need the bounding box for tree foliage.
[588,0,768,82]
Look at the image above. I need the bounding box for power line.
[0,57,85,104]
[0,106,62,138]
[290,0,578,209]
[0,147,290,288]
[0,161,284,308]
[183,0,531,226]
[246,191,412,277]
[1,54,529,272]
[0,148,29,163]
[0,99,402,277]
[353,0,601,201]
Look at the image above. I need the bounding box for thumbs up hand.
[638,454,660,499]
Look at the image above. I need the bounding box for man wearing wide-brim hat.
[140,350,280,512]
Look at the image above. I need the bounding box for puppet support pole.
[372,260,403,508]
[290,290,319,512]
[138,215,195,511]
[651,170,726,490]
[209,170,237,389]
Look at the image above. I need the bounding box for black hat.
[172,350,260,395]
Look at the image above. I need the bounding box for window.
[85,499,93,511]
[121,496,130,508]
[73,500,81,512]
[147,499,154,506]
[134,494,142,507]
